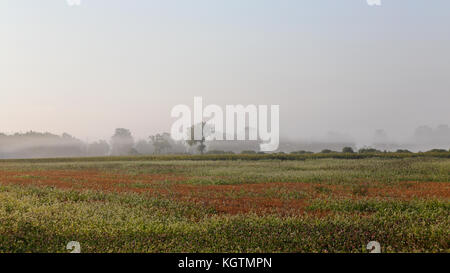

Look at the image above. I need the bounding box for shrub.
[291,150,313,155]
[427,149,447,153]
[342,147,354,153]
[396,149,412,153]
[241,150,257,154]
[206,150,227,154]
[358,148,381,154]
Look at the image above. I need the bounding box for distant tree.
[0,131,85,158]
[149,133,172,154]
[129,148,140,155]
[358,147,381,153]
[87,140,110,156]
[396,149,412,153]
[135,140,154,155]
[241,150,256,154]
[414,125,433,142]
[62,133,73,139]
[110,128,135,156]
[291,150,313,155]
[206,150,226,155]
[187,122,211,155]
[321,149,335,154]
[342,147,355,153]
[426,149,447,153]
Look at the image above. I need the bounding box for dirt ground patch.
[0,169,448,215]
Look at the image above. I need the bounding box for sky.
[1,0,449,144]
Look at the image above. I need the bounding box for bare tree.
[186,122,212,155]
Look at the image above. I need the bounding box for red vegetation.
[0,170,448,215]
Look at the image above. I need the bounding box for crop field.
[0,155,449,253]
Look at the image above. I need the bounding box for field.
[0,154,449,253]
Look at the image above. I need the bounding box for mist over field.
[0,124,449,159]
[1,1,450,257]
[1,1,449,158]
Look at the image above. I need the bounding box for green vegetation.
[0,155,448,253]
[1,150,449,165]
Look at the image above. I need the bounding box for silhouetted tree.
[110,128,135,156]
[358,147,381,153]
[135,139,154,155]
[241,150,257,154]
[396,149,412,153]
[87,140,110,156]
[0,131,85,158]
[290,150,313,155]
[186,122,211,155]
[342,147,354,153]
[149,133,172,154]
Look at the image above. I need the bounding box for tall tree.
[186,122,211,155]
[87,140,110,156]
[110,128,135,156]
[149,133,172,154]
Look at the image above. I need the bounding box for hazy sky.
[1,0,449,144]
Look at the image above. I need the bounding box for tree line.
[0,125,449,159]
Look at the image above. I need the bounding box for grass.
[0,155,448,253]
